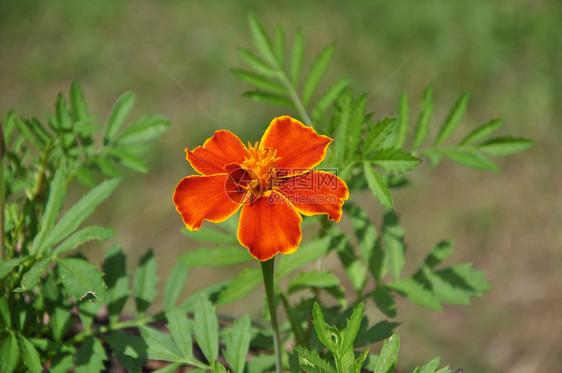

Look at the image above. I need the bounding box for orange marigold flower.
[173,116,349,261]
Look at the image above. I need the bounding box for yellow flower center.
[241,142,281,198]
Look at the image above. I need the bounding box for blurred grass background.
[1,0,561,371]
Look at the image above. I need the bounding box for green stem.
[261,258,282,373]
[277,72,313,127]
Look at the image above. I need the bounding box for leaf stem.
[277,72,313,127]
[261,258,282,373]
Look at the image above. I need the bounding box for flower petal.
[173,174,246,230]
[186,130,250,175]
[278,171,349,222]
[260,116,332,177]
[237,191,303,261]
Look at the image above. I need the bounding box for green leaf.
[294,345,337,373]
[302,43,334,106]
[311,302,338,354]
[311,78,350,122]
[14,116,45,151]
[434,93,469,146]
[347,94,368,153]
[373,332,400,373]
[76,336,107,373]
[363,162,393,208]
[413,357,441,373]
[288,270,340,294]
[21,258,51,291]
[166,308,192,358]
[274,25,285,67]
[193,295,219,363]
[43,178,120,250]
[277,237,331,278]
[237,47,278,76]
[133,249,158,315]
[179,246,252,268]
[69,81,89,121]
[420,148,443,168]
[350,349,369,373]
[232,69,286,94]
[163,262,189,310]
[181,227,237,244]
[50,352,75,373]
[139,326,183,362]
[412,84,433,149]
[459,119,503,145]
[53,226,114,255]
[55,93,72,129]
[0,332,20,373]
[248,13,277,65]
[441,147,499,171]
[389,278,442,311]
[216,268,261,305]
[334,234,367,292]
[117,115,170,145]
[0,296,11,329]
[341,302,364,354]
[478,136,534,156]
[152,363,182,373]
[104,91,135,143]
[348,204,377,266]
[394,92,409,149]
[333,89,353,162]
[382,210,406,281]
[434,262,492,297]
[242,91,294,108]
[223,315,251,373]
[75,166,96,187]
[290,29,304,87]
[107,147,148,173]
[32,168,67,254]
[57,258,106,302]
[421,240,454,270]
[0,257,26,280]
[362,118,397,156]
[103,244,129,324]
[371,149,420,174]
[18,336,42,373]
[104,331,147,373]
[372,286,397,318]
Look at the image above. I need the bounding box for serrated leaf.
[164,262,189,310]
[103,244,129,324]
[43,178,120,251]
[223,315,251,373]
[441,147,499,171]
[232,69,286,94]
[139,326,183,362]
[104,91,135,143]
[478,136,534,156]
[382,210,405,281]
[372,286,397,318]
[104,331,147,373]
[76,336,107,373]
[53,226,114,255]
[242,90,294,108]
[0,332,20,373]
[421,240,454,270]
[412,84,433,149]
[311,302,338,354]
[362,118,397,156]
[334,89,353,163]
[373,332,399,373]
[179,246,252,268]
[248,13,277,65]
[21,258,51,291]
[434,93,469,146]
[14,116,45,151]
[294,345,337,373]
[389,278,442,311]
[0,257,26,280]
[69,81,89,121]
[348,204,377,266]
[193,295,219,363]
[414,357,441,373]
[216,268,261,305]
[363,162,393,208]
[435,262,492,296]
[350,349,369,373]
[459,119,504,145]
[117,115,170,145]
[288,270,340,294]
[57,258,106,303]
[347,94,368,152]
[277,236,331,278]
[311,78,350,123]
[302,43,335,106]
[290,29,304,87]
[371,149,420,174]
[32,169,67,254]
[166,308,192,358]
[334,234,367,292]
[341,302,364,354]
[107,147,148,173]
[133,249,158,315]
[18,336,42,373]
[238,47,278,76]
[274,25,285,67]
[394,92,409,149]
